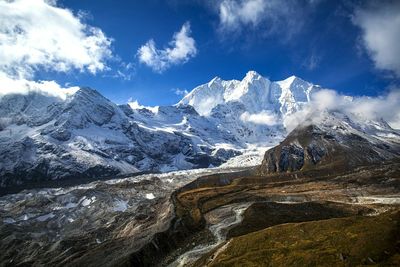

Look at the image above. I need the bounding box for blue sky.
[1,0,400,106]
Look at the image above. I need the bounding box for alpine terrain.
[0,71,319,188]
[1,72,399,266]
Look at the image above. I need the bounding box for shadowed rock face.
[259,112,400,175]
[278,144,305,172]
[260,126,333,173]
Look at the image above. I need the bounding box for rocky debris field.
[0,159,399,266]
[0,167,245,266]
[130,160,400,266]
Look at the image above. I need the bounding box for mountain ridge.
[0,71,397,188]
[178,71,319,118]
[259,110,400,174]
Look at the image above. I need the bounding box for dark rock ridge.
[259,111,400,175]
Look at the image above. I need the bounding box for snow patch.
[36,213,55,222]
[145,193,155,200]
[113,199,129,212]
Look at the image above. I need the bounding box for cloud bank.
[284,89,400,132]
[0,0,112,99]
[0,72,79,100]
[137,22,197,72]
[352,1,400,77]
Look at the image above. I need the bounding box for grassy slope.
[227,201,372,238]
[197,211,400,267]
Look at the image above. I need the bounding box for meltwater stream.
[169,202,252,267]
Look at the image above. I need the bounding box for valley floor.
[0,166,247,266]
[0,160,399,266]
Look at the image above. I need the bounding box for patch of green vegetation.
[196,211,400,267]
[227,201,372,238]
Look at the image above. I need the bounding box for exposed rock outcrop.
[259,112,400,175]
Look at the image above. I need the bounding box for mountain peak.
[208,76,222,86]
[244,70,263,81]
[282,75,301,84]
[76,86,99,95]
[179,71,316,116]
[71,87,109,102]
[277,75,311,91]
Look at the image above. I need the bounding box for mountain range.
[1,71,400,266]
[0,71,398,188]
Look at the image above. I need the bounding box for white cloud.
[0,72,79,100]
[174,88,189,97]
[104,62,135,81]
[219,0,267,30]
[137,22,197,72]
[0,0,112,79]
[240,110,279,126]
[128,99,144,110]
[284,89,400,131]
[127,98,159,113]
[352,1,400,77]
[216,0,317,39]
[349,90,400,129]
[0,0,113,99]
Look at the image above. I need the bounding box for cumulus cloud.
[240,110,279,126]
[352,1,400,77]
[0,0,113,99]
[0,0,112,79]
[284,89,400,131]
[137,22,197,72]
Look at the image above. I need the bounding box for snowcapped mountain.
[179,71,318,118]
[177,71,320,144]
[0,70,396,188]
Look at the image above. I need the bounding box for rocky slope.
[259,110,400,174]
[2,157,398,266]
